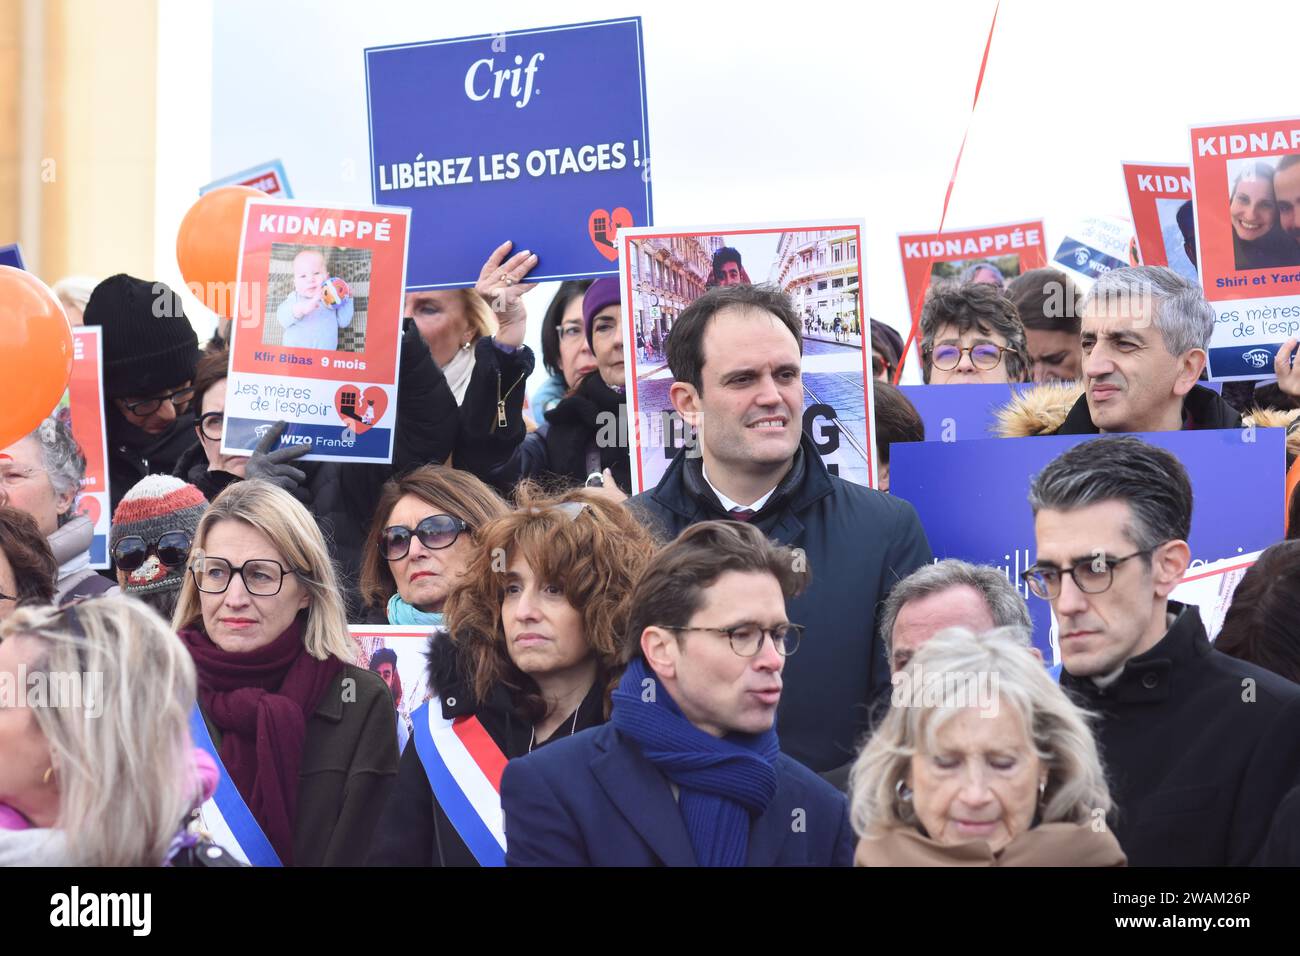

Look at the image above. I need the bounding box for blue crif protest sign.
[890,428,1284,662]
[365,17,653,290]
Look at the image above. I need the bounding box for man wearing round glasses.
[919,282,1030,385]
[1024,435,1300,866]
[501,521,854,866]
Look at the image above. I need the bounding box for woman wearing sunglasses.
[109,475,207,618]
[358,466,509,627]
[172,480,398,866]
[368,484,657,866]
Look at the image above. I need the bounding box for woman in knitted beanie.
[110,474,207,619]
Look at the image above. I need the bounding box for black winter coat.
[627,433,933,773]
[1053,383,1242,434]
[444,334,536,488]
[366,632,605,866]
[1060,602,1300,866]
[484,370,630,497]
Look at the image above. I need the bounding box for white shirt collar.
[701,463,778,514]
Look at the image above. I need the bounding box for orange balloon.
[0,266,73,450]
[175,185,267,319]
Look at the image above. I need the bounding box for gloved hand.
[244,421,312,492]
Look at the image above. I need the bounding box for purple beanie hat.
[582,277,622,349]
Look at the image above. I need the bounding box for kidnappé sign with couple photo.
[223,199,411,464]
[1190,116,1300,379]
[617,220,875,493]
[365,17,652,289]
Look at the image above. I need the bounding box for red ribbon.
[894,0,1001,385]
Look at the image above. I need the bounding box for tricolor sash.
[410,698,509,867]
[188,704,283,868]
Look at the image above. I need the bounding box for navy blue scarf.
[611,658,780,866]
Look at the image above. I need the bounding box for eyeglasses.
[198,411,224,442]
[655,622,804,657]
[1020,550,1155,600]
[113,531,192,571]
[191,556,297,595]
[558,323,586,341]
[381,514,470,561]
[929,343,1012,371]
[122,386,196,417]
[871,353,893,379]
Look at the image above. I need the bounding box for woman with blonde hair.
[368,483,657,866]
[849,626,1125,866]
[173,479,397,866]
[0,597,227,866]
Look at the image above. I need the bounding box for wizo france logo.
[1242,348,1273,370]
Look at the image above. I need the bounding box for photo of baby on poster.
[223,199,410,463]
[617,220,875,493]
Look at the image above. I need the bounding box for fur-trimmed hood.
[995,382,1084,438]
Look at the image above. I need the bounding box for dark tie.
[730,508,756,522]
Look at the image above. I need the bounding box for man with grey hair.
[1060,266,1237,433]
[1024,434,1300,866]
[880,559,1033,673]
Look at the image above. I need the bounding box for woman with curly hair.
[368,483,657,866]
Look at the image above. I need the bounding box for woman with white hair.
[0,416,117,604]
[0,597,229,865]
[173,480,398,866]
[849,626,1125,866]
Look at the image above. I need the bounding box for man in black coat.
[1025,435,1300,865]
[83,275,203,512]
[627,284,932,774]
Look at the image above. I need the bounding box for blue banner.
[0,243,24,269]
[1208,343,1283,379]
[365,17,653,290]
[899,383,1032,442]
[1052,237,1128,279]
[225,417,392,463]
[890,429,1285,661]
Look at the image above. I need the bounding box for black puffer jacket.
[366,632,604,866]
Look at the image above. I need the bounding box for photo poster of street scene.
[617,221,875,494]
[897,220,1047,368]
[348,626,437,757]
[1123,162,1198,282]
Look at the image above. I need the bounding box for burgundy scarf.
[179,618,343,865]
